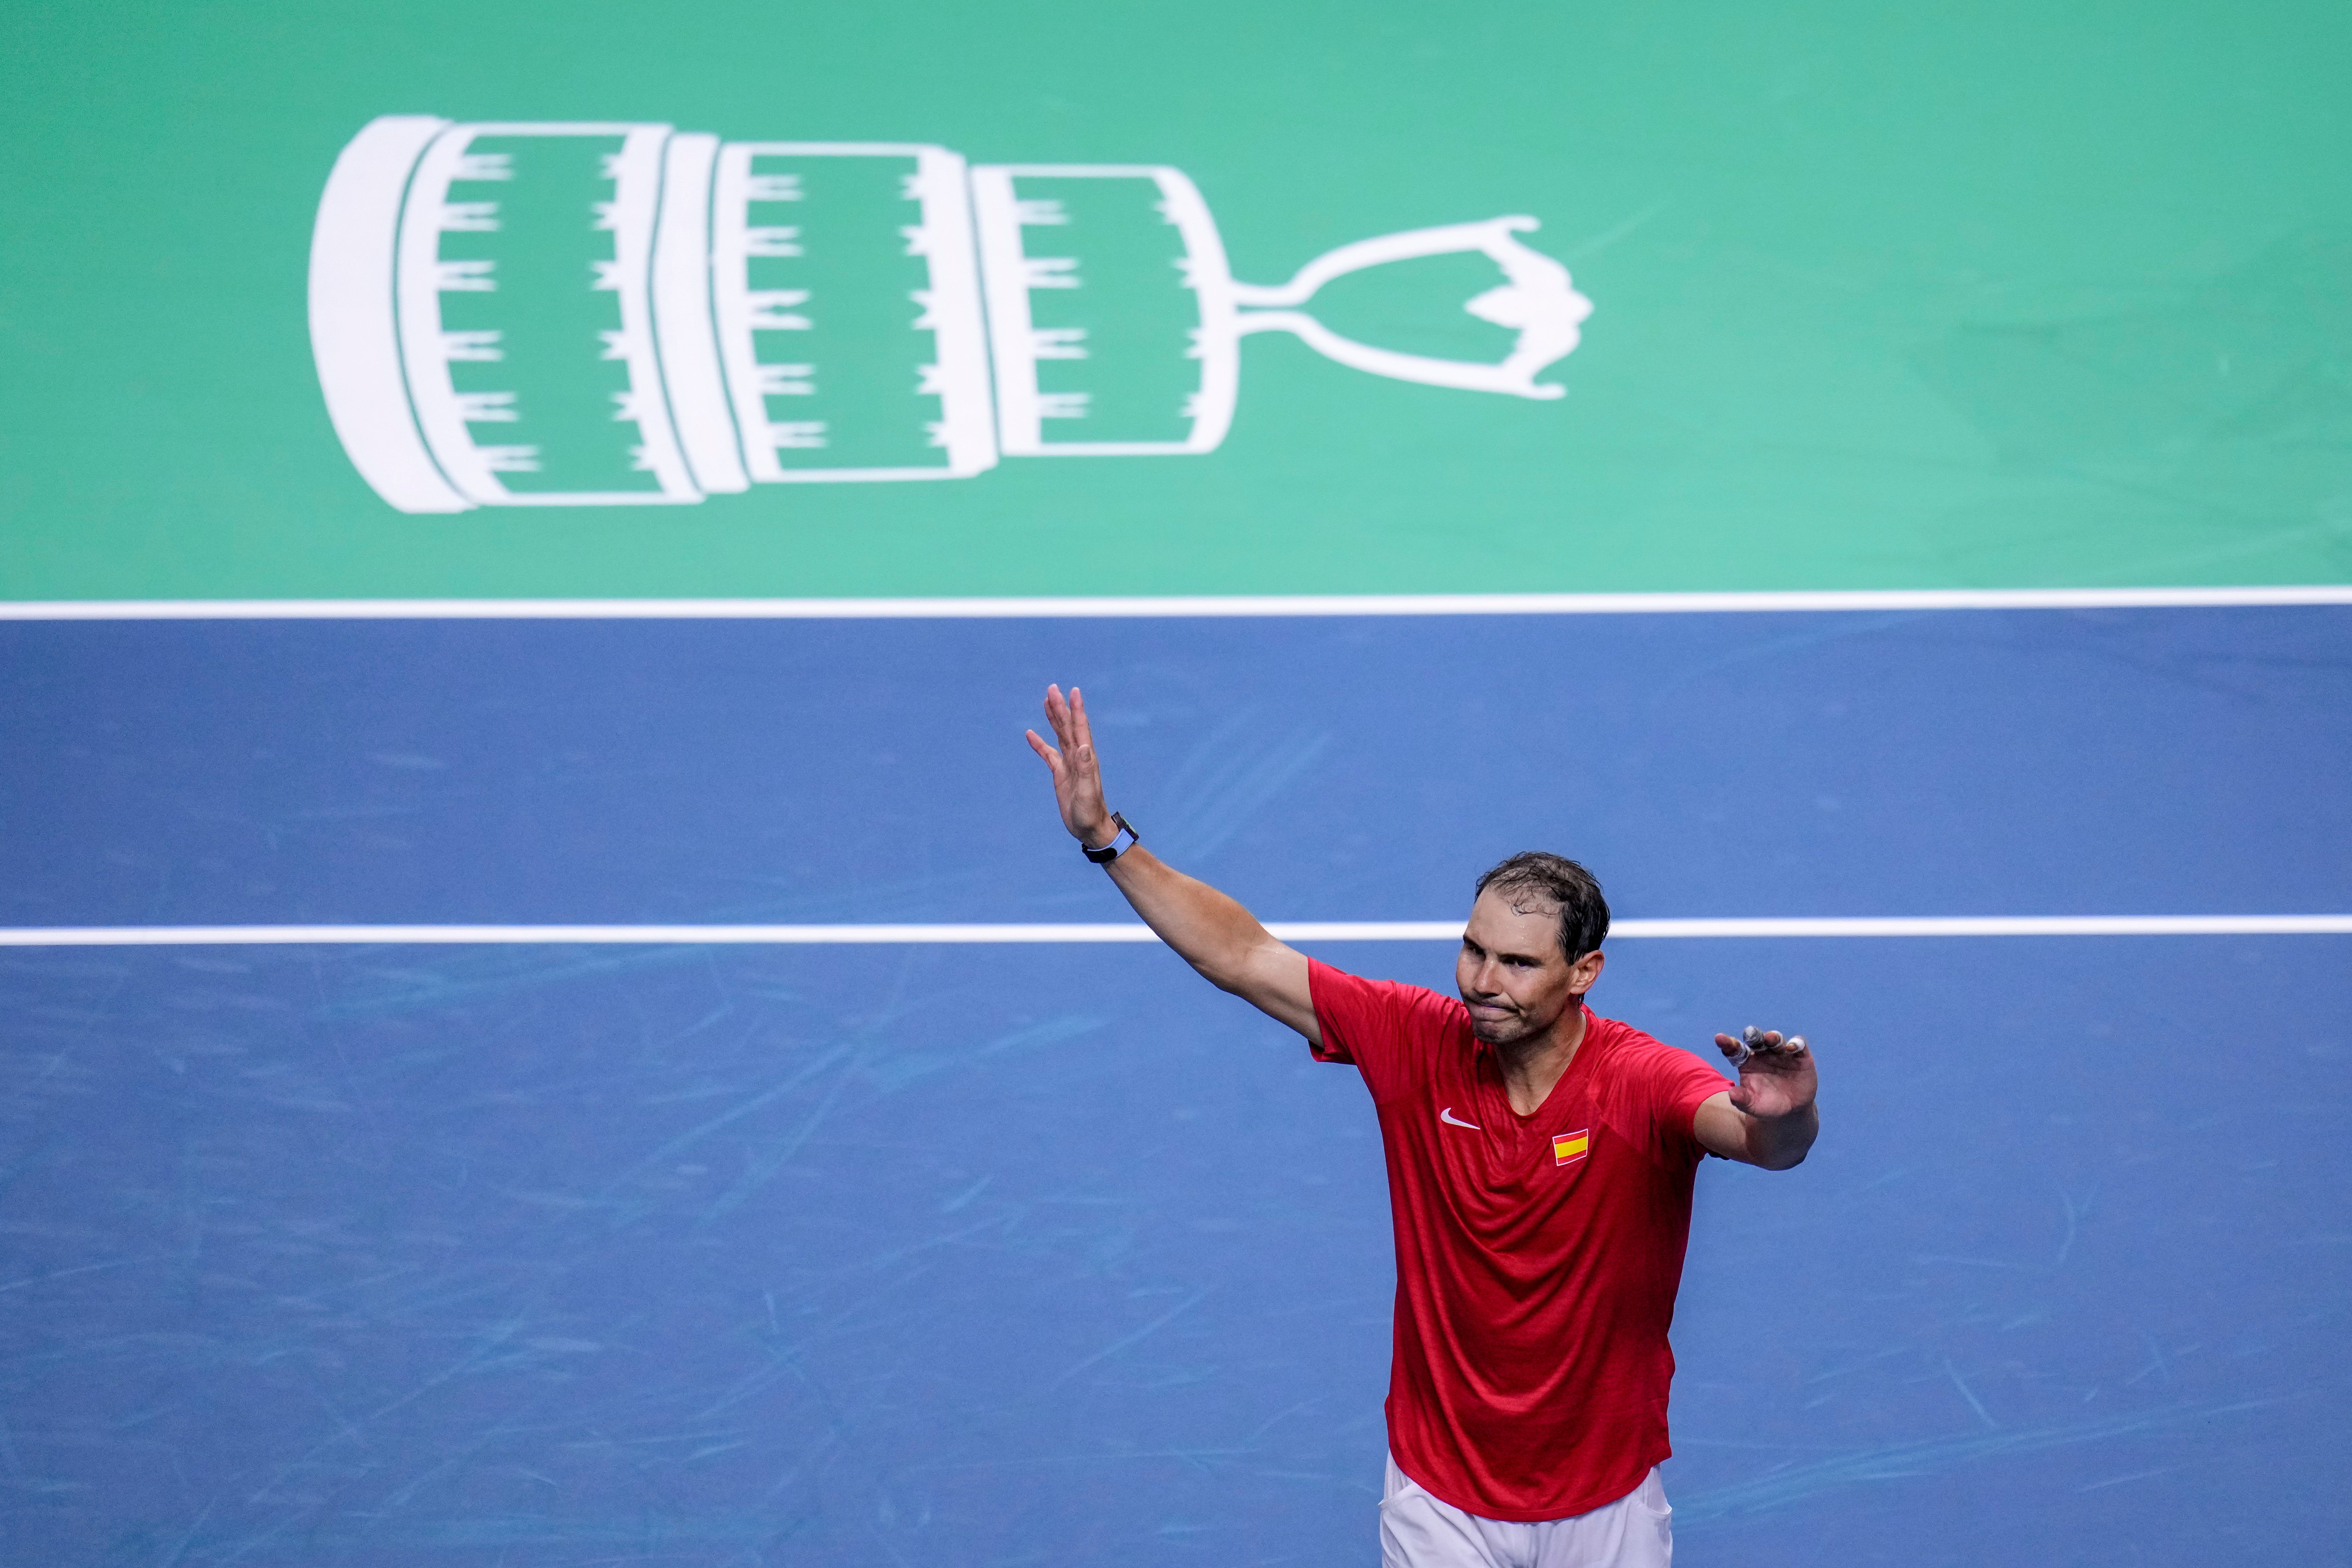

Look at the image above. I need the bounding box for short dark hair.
[1474,852,1610,960]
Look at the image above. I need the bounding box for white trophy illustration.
[310,117,1594,512]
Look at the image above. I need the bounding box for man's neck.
[1492,1002,1589,1117]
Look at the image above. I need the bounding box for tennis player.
[1027,683,1818,1568]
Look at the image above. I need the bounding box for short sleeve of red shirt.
[1308,958,1465,1105]
[1604,1033,1735,1169]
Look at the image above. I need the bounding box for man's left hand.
[1693,1027,1820,1169]
[1712,1026,1816,1120]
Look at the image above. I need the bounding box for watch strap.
[1082,812,1139,863]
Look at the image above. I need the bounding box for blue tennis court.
[3,603,2347,1564]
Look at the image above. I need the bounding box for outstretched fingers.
[1041,684,1077,750]
[1714,1026,1810,1071]
[1041,684,1103,786]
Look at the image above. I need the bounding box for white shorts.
[1379,1454,1673,1568]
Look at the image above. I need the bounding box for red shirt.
[1309,959,1731,1522]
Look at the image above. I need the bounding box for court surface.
[3,603,2348,1565]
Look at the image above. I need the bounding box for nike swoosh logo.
[1439,1107,1482,1130]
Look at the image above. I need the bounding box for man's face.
[1455,887,1605,1047]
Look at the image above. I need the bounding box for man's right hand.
[1026,684,1119,850]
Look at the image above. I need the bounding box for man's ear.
[1569,949,1605,994]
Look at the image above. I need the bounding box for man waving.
[1027,684,1819,1568]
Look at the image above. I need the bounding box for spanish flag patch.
[1552,1129,1590,1167]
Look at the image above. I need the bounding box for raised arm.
[1026,684,1319,1044]
[1694,1028,1819,1169]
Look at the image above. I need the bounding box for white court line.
[2,587,2350,620]
[2,916,2349,946]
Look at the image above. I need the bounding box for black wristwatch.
[1083,812,1139,863]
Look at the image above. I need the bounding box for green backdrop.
[4,0,2347,600]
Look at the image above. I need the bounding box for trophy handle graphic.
[1226,217,1590,400]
